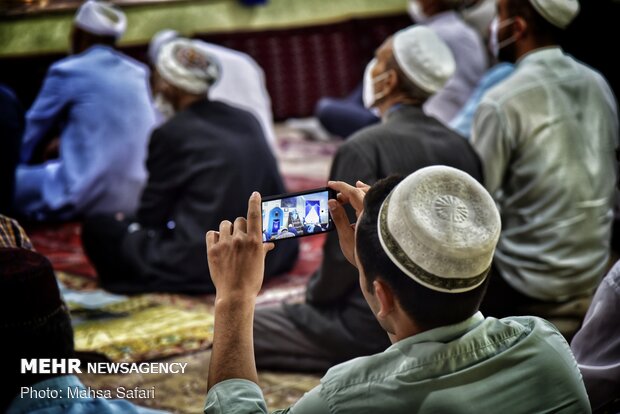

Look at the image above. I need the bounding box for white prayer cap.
[392,25,455,95]
[74,0,127,39]
[529,0,580,29]
[157,39,220,95]
[378,166,501,293]
[148,29,179,65]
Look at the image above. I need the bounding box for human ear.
[374,279,395,319]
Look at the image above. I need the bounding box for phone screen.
[261,187,335,242]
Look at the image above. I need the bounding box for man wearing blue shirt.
[14,0,155,221]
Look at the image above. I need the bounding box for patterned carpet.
[28,129,338,413]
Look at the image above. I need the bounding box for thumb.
[329,199,351,233]
[263,242,275,254]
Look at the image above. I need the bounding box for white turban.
[74,0,127,39]
[156,39,220,95]
[392,25,455,95]
[529,0,580,29]
[148,29,179,66]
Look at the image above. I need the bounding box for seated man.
[148,30,278,154]
[316,0,488,138]
[1,248,166,414]
[253,26,483,372]
[204,166,590,413]
[83,39,297,294]
[14,1,156,221]
[472,0,618,318]
[571,261,620,412]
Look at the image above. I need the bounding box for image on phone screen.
[261,187,335,242]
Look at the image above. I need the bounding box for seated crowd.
[0,0,618,412]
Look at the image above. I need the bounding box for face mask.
[407,0,428,23]
[489,16,517,59]
[362,58,390,110]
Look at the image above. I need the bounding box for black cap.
[0,248,63,327]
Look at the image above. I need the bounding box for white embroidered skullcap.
[529,0,580,29]
[378,166,501,293]
[148,29,179,65]
[392,25,455,95]
[74,0,127,39]
[156,39,220,95]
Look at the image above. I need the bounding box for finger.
[234,216,247,234]
[356,181,371,192]
[337,193,350,205]
[219,220,233,240]
[247,191,263,238]
[329,199,352,234]
[329,199,356,265]
[263,242,275,253]
[206,230,220,249]
[328,180,356,194]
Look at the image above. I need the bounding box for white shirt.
[424,11,488,125]
[198,42,277,154]
[472,47,619,301]
[571,261,620,411]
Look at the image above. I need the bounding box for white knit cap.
[378,166,501,293]
[156,39,220,95]
[529,0,580,29]
[74,0,127,39]
[392,25,455,95]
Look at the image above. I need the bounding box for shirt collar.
[389,311,486,350]
[7,375,87,414]
[424,10,459,25]
[516,46,564,67]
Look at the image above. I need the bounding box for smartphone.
[261,187,336,242]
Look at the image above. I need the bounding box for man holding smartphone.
[203,167,589,413]
[253,25,484,371]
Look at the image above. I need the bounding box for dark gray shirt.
[284,104,483,360]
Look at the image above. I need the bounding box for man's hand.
[327,180,370,267]
[206,192,273,391]
[206,191,274,301]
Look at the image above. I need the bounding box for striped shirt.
[0,215,33,250]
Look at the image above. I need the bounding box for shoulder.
[601,261,620,293]
[344,122,388,147]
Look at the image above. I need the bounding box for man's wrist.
[214,293,257,310]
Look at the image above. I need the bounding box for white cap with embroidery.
[378,166,501,293]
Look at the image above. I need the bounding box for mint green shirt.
[204,312,590,413]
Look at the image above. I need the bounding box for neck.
[377,95,422,118]
[388,314,424,343]
[176,94,205,111]
[514,37,559,62]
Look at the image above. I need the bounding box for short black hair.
[505,0,564,43]
[355,175,489,331]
